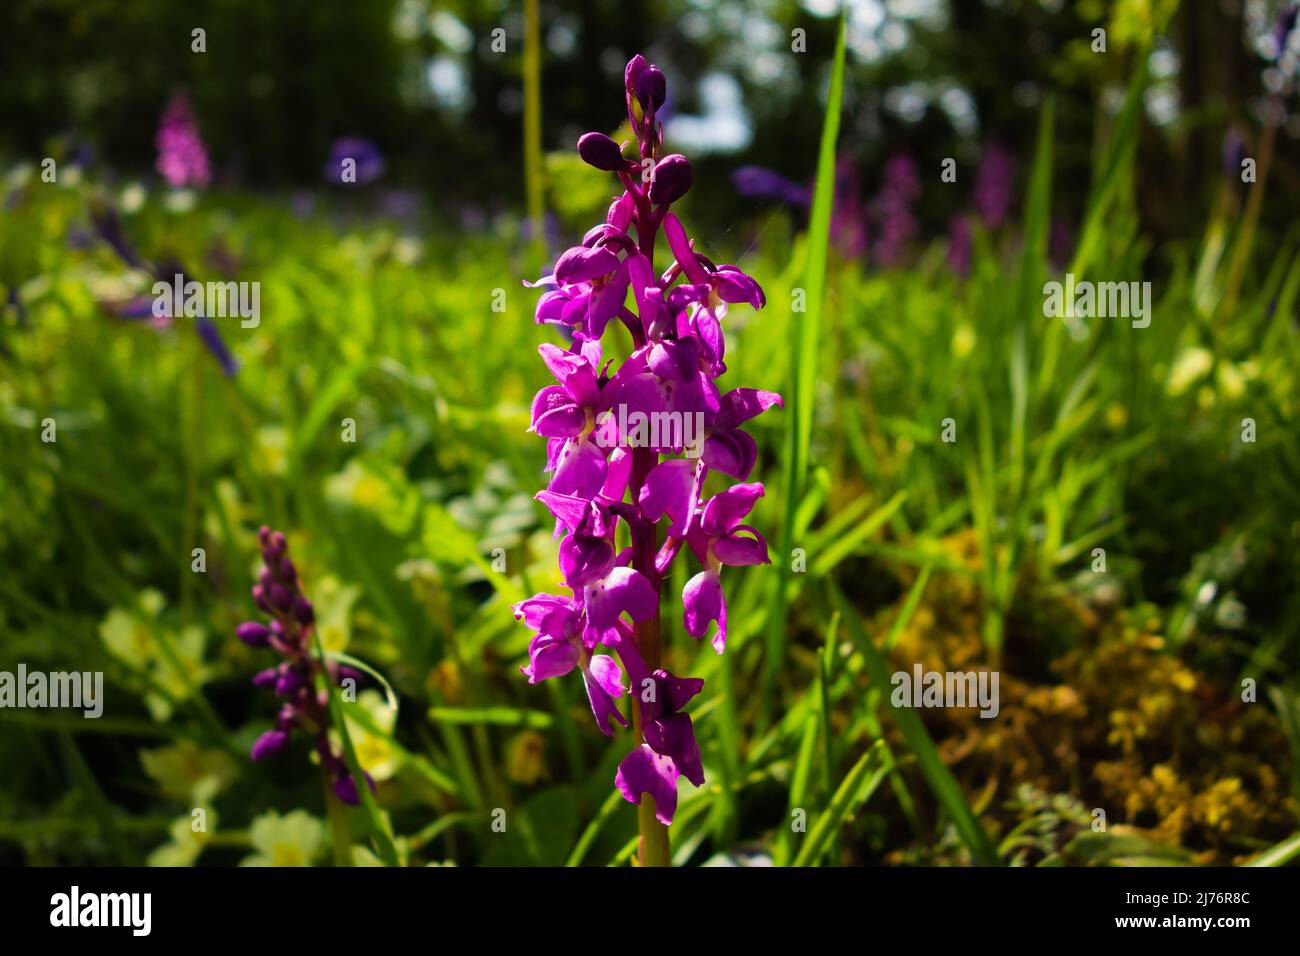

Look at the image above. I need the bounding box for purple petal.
[713,526,770,567]
[683,569,728,653]
[638,458,696,538]
[332,770,375,806]
[600,446,633,502]
[588,653,626,698]
[554,245,619,285]
[655,668,705,713]
[521,632,580,682]
[538,343,599,407]
[648,337,700,381]
[662,213,710,285]
[534,289,574,325]
[715,388,784,431]
[713,265,765,310]
[549,438,608,501]
[530,386,586,438]
[615,744,680,825]
[535,490,593,533]
[665,283,710,314]
[582,260,631,340]
[700,483,764,535]
[702,429,757,481]
[581,655,629,735]
[584,566,657,647]
[513,593,581,635]
[645,712,704,787]
[236,621,271,647]
[197,316,238,377]
[608,192,635,232]
[691,308,725,374]
[560,534,616,590]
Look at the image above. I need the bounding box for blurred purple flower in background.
[1274,4,1298,59]
[831,156,869,260]
[731,165,811,208]
[1049,217,1074,270]
[89,205,239,375]
[870,154,920,267]
[289,190,317,219]
[973,143,1015,230]
[155,93,211,189]
[947,215,971,276]
[731,154,867,259]
[1221,126,1246,178]
[325,137,385,185]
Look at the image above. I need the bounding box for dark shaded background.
[2,0,1296,250]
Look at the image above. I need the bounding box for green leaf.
[313,630,400,866]
[792,740,891,867]
[1245,831,1300,867]
[765,10,848,721]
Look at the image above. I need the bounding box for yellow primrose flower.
[240,810,323,867]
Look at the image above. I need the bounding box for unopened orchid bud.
[578,132,626,171]
[648,154,693,206]
[264,530,287,559]
[274,667,307,697]
[251,729,289,761]
[624,54,648,98]
[267,582,293,612]
[635,66,666,112]
[332,769,375,806]
[236,621,272,647]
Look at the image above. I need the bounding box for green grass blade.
[792,739,890,867]
[764,10,847,722]
[427,706,552,729]
[314,630,400,866]
[1245,831,1300,867]
[523,0,545,274]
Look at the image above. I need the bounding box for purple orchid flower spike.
[517,56,781,862]
[948,215,972,277]
[870,154,920,267]
[238,527,378,806]
[973,142,1016,230]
